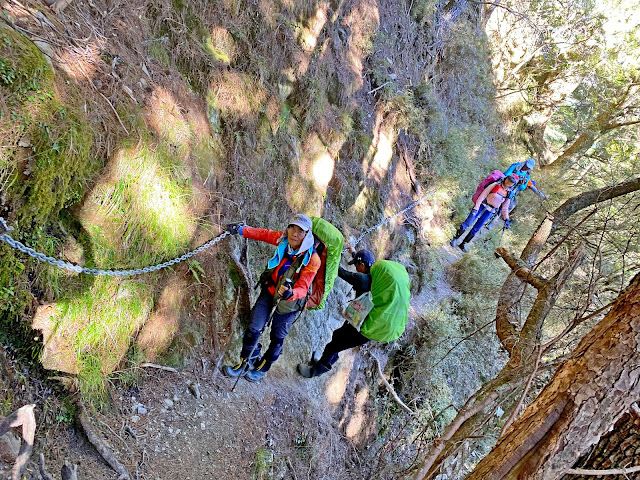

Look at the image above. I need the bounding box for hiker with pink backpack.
[451,173,519,251]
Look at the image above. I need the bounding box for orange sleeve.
[289,253,321,300]
[241,226,284,246]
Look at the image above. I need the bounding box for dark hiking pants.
[241,289,298,365]
[318,321,370,367]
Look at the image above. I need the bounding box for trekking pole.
[230,279,292,392]
[494,226,506,258]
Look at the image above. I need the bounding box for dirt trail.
[57,352,366,480]
[79,259,461,480]
[18,256,459,480]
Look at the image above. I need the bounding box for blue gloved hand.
[471,209,479,216]
[226,223,243,235]
[504,219,511,229]
[281,287,294,300]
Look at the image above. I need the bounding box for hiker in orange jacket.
[222,213,321,382]
[451,174,519,251]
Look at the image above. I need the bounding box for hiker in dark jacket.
[297,248,375,378]
[223,213,321,382]
[451,174,519,251]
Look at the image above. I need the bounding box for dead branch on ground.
[370,352,418,418]
[39,453,55,480]
[39,453,78,480]
[139,362,177,373]
[0,404,36,480]
[78,407,131,480]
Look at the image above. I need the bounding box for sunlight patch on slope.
[137,276,188,360]
[80,143,196,266]
[204,26,235,64]
[324,354,355,404]
[297,3,329,53]
[345,386,370,439]
[210,72,267,122]
[341,0,380,94]
[146,86,191,146]
[368,129,394,182]
[300,132,337,196]
[312,152,335,190]
[54,44,104,80]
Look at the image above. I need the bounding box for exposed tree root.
[78,407,131,480]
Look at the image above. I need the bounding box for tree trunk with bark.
[413,243,586,480]
[563,411,640,479]
[412,179,640,480]
[467,273,640,480]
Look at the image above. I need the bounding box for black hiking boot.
[458,236,472,252]
[222,342,262,378]
[245,358,271,382]
[297,362,331,378]
[450,226,465,247]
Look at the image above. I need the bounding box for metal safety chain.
[1,190,433,273]
[0,216,229,276]
[344,190,436,253]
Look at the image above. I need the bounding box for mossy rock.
[0,25,98,363]
[0,25,53,99]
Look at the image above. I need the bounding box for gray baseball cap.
[288,213,312,232]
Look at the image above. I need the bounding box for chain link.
[2,190,433,274]
[343,190,435,253]
[0,216,229,276]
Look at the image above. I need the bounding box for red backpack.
[471,170,505,204]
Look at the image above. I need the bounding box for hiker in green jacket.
[298,252,411,378]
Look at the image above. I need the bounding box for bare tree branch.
[541,300,615,351]
[495,248,548,289]
[601,119,640,131]
[370,353,418,418]
[565,465,640,475]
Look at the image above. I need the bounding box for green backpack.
[359,260,411,342]
[306,217,343,310]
